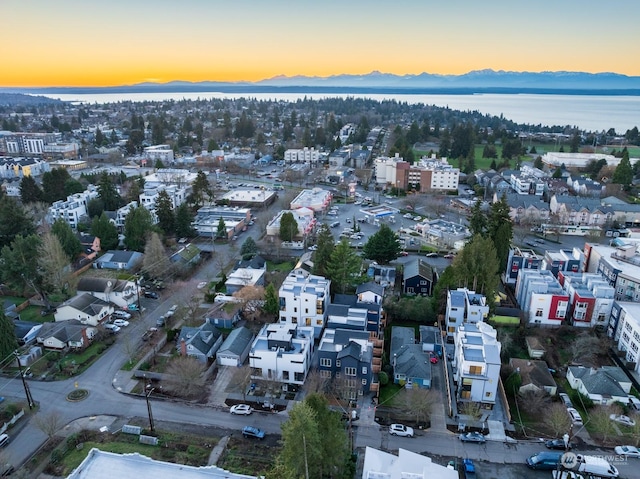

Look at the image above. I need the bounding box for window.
[362,379,367,385]
[485,392,492,397]
[292,317,297,323]
[420,280,427,285]
[345,367,357,376]
[305,308,309,314]
[320,370,332,378]
[294,307,297,313]
[362,367,368,375]
[469,365,482,375]
[336,360,341,367]
[282,371,289,380]
[316,319,323,325]
[535,309,543,317]
[305,317,311,326]
[321,358,332,367]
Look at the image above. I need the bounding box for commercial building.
[290,188,332,213]
[266,208,316,240]
[193,206,251,239]
[220,188,277,208]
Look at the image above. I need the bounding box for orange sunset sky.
[3,0,639,88]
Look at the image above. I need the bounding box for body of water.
[41,91,639,133]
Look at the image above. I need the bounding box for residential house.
[504,247,544,286]
[509,358,557,396]
[390,326,431,389]
[559,271,614,328]
[362,447,457,479]
[402,258,437,296]
[249,323,314,385]
[329,294,383,333]
[549,195,612,227]
[54,293,113,326]
[94,250,143,271]
[170,244,201,269]
[525,336,546,359]
[444,288,490,339]
[366,263,396,288]
[225,258,266,294]
[216,326,254,367]
[37,320,97,350]
[13,320,42,345]
[204,302,242,329]
[177,320,223,363]
[278,273,331,339]
[453,322,501,408]
[317,328,375,399]
[542,249,582,278]
[500,192,550,224]
[567,366,632,405]
[515,269,569,326]
[419,325,443,358]
[76,277,138,310]
[566,174,605,197]
[356,282,385,304]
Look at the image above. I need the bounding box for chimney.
[81,327,89,345]
[180,338,187,357]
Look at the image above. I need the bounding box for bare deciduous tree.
[234,364,254,401]
[34,410,64,440]
[398,388,439,425]
[589,406,616,443]
[544,403,572,437]
[233,285,265,320]
[459,401,482,422]
[571,333,607,364]
[518,389,550,415]
[304,369,330,396]
[163,357,206,399]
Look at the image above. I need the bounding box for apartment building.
[504,247,544,286]
[248,323,314,385]
[143,144,174,163]
[284,147,321,164]
[583,242,640,302]
[444,288,490,339]
[609,302,640,373]
[278,273,331,339]
[48,186,99,229]
[453,322,501,408]
[266,208,316,239]
[0,156,50,178]
[139,184,188,210]
[509,169,546,196]
[515,270,569,326]
[0,132,59,156]
[559,271,615,328]
[193,206,251,239]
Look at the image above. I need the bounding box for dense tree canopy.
[174,203,196,238]
[0,310,18,363]
[279,212,299,242]
[155,189,175,234]
[90,212,119,251]
[362,224,401,264]
[312,223,335,277]
[612,148,633,189]
[123,206,154,252]
[97,172,123,211]
[326,239,362,294]
[51,218,82,260]
[0,197,36,249]
[19,176,44,204]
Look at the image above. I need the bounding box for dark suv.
[144,291,159,299]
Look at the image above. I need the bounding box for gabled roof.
[14,320,42,338]
[569,366,630,398]
[60,293,111,316]
[218,327,254,356]
[235,255,266,270]
[403,259,435,282]
[337,341,361,360]
[356,281,384,297]
[510,358,556,390]
[97,250,142,264]
[77,277,131,293]
[390,326,416,357]
[394,344,431,381]
[178,322,221,357]
[38,320,89,343]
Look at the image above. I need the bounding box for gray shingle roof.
[218,327,254,356]
[356,282,384,297]
[569,366,629,398]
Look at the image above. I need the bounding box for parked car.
[242,426,265,439]
[388,423,414,437]
[112,310,132,320]
[462,458,476,479]
[165,305,178,317]
[156,315,166,327]
[197,281,208,289]
[559,392,573,408]
[459,432,486,443]
[308,245,318,251]
[230,404,253,415]
[567,407,583,425]
[113,319,129,327]
[144,291,159,299]
[614,445,640,458]
[610,414,636,427]
[545,438,572,450]
[399,251,409,256]
[103,323,121,333]
[425,252,438,257]
[0,435,9,448]
[428,352,438,364]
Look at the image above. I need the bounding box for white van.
[0,434,9,448]
[575,455,618,478]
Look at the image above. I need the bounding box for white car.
[308,245,318,251]
[113,319,129,327]
[104,323,121,333]
[165,304,178,317]
[388,423,414,437]
[610,414,636,427]
[567,407,583,425]
[112,310,132,320]
[230,404,253,415]
[197,281,208,289]
[615,445,640,458]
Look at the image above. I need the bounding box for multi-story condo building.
[583,242,640,302]
[249,323,314,385]
[317,328,375,399]
[278,273,330,339]
[374,154,460,192]
[143,145,174,164]
[139,184,188,210]
[374,154,405,186]
[515,270,569,326]
[266,209,316,240]
[193,206,251,239]
[284,147,321,164]
[48,186,99,229]
[504,247,544,286]
[0,132,59,156]
[444,288,490,339]
[509,166,546,195]
[0,157,50,179]
[542,249,583,277]
[453,322,501,408]
[559,272,615,328]
[609,301,640,373]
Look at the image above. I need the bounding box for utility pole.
[14,352,35,409]
[144,377,155,433]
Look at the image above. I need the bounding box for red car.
[444,254,455,259]
[429,352,438,364]
[399,251,409,256]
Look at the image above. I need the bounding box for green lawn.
[267,260,295,273]
[378,383,403,407]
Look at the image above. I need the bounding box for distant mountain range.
[3,70,640,95]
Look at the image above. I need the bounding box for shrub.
[378,371,389,386]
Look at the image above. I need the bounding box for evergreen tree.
[1,234,42,295]
[38,232,76,295]
[190,170,212,207]
[452,234,500,297]
[326,239,362,294]
[123,206,154,252]
[97,172,122,210]
[216,217,227,239]
[64,178,85,197]
[155,189,175,234]
[612,149,633,189]
[51,218,82,259]
[87,198,104,219]
[240,237,258,260]
[19,176,44,204]
[552,166,563,178]
[0,197,36,249]
[362,224,401,264]
[42,168,72,204]
[468,199,487,237]
[0,310,18,363]
[174,203,196,238]
[263,283,279,316]
[279,212,299,242]
[312,223,335,277]
[91,212,119,250]
[487,195,513,269]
